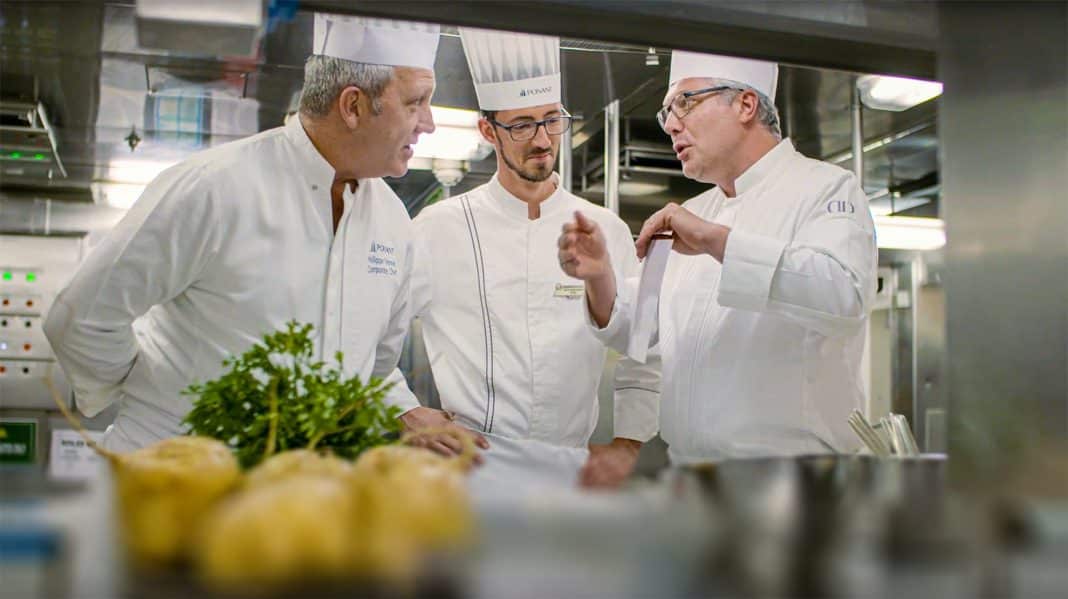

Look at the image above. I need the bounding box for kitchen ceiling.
[0,0,940,234]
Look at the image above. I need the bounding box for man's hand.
[558,211,612,281]
[579,437,642,489]
[635,202,730,262]
[558,211,617,327]
[400,406,489,464]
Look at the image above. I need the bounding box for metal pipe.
[604,99,620,215]
[559,126,573,192]
[828,121,934,166]
[851,85,864,184]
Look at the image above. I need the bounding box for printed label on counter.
[48,429,104,480]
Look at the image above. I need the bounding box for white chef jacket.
[394,174,659,448]
[591,139,877,463]
[43,115,417,451]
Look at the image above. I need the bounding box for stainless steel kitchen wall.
[938,3,1068,481]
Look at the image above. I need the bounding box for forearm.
[585,269,617,329]
[719,228,873,338]
[43,296,139,415]
[612,350,660,442]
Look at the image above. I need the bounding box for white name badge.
[553,283,585,299]
[48,429,104,481]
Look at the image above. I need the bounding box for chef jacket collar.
[284,113,342,193]
[733,137,796,197]
[486,172,567,221]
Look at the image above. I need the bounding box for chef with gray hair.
[45,15,443,451]
[559,51,876,463]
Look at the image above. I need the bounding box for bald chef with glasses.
[395,29,659,489]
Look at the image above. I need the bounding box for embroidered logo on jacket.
[367,240,397,276]
[826,200,856,214]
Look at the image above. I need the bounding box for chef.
[558,51,877,463]
[44,15,441,451]
[397,29,660,488]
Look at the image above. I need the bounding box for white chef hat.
[669,50,778,99]
[459,27,561,111]
[313,13,440,70]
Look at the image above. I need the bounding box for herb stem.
[263,378,279,460]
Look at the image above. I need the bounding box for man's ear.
[478,117,497,145]
[337,86,365,130]
[736,89,760,126]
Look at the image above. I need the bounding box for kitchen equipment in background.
[1,234,81,470]
[0,100,67,182]
[848,409,891,457]
[849,409,920,457]
[135,0,264,58]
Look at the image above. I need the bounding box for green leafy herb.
[183,321,402,468]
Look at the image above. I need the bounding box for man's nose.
[663,110,684,135]
[532,123,552,147]
[419,105,436,134]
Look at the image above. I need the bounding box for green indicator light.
[34,154,45,160]
[26,272,36,282]
[10,152,22,159]
[2,272,11,281]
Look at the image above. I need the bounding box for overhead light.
[411,106,493,162]
[857,75,943,112]
[645,47,660,67]
[620,180,669,196]
[873,215,945,250]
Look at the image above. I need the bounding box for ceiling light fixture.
[873,215,945,250]
[411,106,493,162]
[857,74,943,112]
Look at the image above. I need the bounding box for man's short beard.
[501,148,554,183]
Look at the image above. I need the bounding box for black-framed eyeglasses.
[490,113,573,141]
[656,85,735,131]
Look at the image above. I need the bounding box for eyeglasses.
[490,113,573,141]
[656,85,735,131]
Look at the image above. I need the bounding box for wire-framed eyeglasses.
[490,113,573,141]
[656,85,736,131]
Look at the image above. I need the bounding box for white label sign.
[48,429,104,480]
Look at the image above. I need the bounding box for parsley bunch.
[183,322,402,468]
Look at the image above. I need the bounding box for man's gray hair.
[705,77,782,140]
[299,55,394,118]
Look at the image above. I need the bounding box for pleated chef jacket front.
[395,174,660,448]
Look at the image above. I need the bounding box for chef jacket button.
[312,184,319,191]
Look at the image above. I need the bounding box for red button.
[0,366,6,374]
[26,300,34,308]
[23,343,31,352]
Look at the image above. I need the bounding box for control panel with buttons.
[1,235,81,411]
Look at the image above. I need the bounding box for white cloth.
[44,115,417,452]
[459,28,561,110]
[467,432,589,499]
[591,139,876,463]
[397,175,660,448]
[669,50,778,98]
[313,13,439,69]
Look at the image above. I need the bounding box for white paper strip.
[627,237,671,363]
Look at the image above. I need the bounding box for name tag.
[553,283,584,299]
